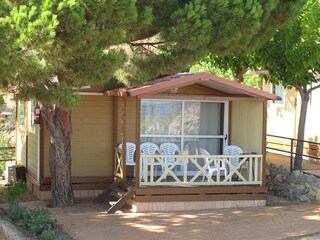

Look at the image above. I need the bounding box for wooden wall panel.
[161,85,223,95]
[125,98,137,143]
[27,125,39,179]
[43,95,114,177]
[43,127,50,177]
[231,101,263,153]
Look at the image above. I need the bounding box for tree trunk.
[233,67,246,83]
[41,105,74,207]
[294,90,310,170]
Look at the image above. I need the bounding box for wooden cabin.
[16,72,276,212]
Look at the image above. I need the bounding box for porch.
[115,150,263,187]
[105,72,276,212]
[111,149,266,212]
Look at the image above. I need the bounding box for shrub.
[41,229,71,240]
[5,203,27,221]
[0,161,4,175]
[1,180,28,204]
[22,208,57,236]
[54,233,72,240]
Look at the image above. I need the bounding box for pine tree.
[0,0,307,206]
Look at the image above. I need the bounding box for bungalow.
[263,82,320,157]
[16,72,276,212]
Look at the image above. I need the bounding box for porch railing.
[114,147,123,179]
[267,134,320,172]
[140,154,263,186]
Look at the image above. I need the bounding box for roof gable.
[106,72,277,100]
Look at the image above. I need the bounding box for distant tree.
[258,0,320,170]
[0,0,307,206]
[190,54,262,89]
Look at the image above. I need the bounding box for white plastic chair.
[140,142,161,177]
[223,145,244,166]
[223,145,245,180]
[200,148,228,182]
[159,142,183,177]
[118,142,136,176]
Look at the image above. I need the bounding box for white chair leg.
[207,169,214,182]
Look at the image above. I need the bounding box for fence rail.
[0,146,15,162]
[140,154,263,187]
[114,147,123,179]
[266,134,320,172]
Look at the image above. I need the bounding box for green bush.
[54,234,71,240]
[0,161,4,175]
[6,204,27,221]
[41,229,71,240]
[1,180,28,204]
[22,208,56,236]
[40,229,57,240]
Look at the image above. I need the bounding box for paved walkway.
[50,201,320,240]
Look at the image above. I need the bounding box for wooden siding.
[16,101,39,179]
[231,101,263,153]
[27,125,39,179]
[43,95,114,177]
[43,128,50,177]
[162,85,212,95]
[125,98,137,142]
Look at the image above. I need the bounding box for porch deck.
[114,152,266,210]
[115,152,264,187]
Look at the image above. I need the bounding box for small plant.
[41,229,58,240]
[1,180,28,204]
[41,228,71,240]
[0,161,4,175]
[5,204,27,221]
[22,208,56,236]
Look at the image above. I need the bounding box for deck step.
[107,190,135,214]
[97,181,135,214]
[109,184,127,198]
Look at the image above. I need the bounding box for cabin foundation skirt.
[131,199,266,212]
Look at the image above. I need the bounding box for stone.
[293,170,301,178]
[307,188,316,198]
[266,168,270,176]
[307,174,315,183]
[316,189,320,203]
[276,174,284,182]
[298,195,311,202]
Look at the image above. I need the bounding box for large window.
[140,100,228,155]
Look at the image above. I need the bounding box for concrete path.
[51,202,320,240]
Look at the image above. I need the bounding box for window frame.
[271,83,285,107]
[140,99,229,155]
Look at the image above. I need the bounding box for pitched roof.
[106,72,277,100]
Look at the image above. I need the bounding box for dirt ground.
[267,152,320,170]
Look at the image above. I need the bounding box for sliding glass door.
[140,99,229,156]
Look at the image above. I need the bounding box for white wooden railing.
[139,154,263,186]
